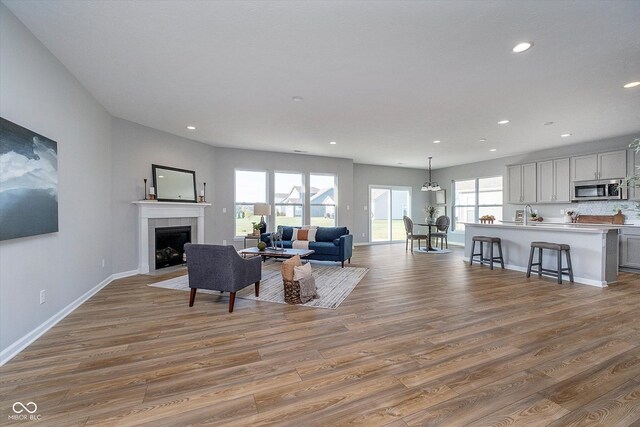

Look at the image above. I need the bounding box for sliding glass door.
[369,186,411,242]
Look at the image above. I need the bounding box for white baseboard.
[0,268,138,366]
[112,269,139,280]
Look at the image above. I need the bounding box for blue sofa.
[261,226,353,267]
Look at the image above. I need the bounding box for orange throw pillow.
[297,229,309,241]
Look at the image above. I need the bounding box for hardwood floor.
[2,244,640,426]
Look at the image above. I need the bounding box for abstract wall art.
[0,117,59,241]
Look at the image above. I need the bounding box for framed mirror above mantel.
[152,164,197,203]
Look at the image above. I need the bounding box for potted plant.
[424,206,437,224]
[252,223,261,237]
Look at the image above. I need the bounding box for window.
[274,172,304,228]
[453,176,503,231]
[310,174,337,226]
[235,170,267,236]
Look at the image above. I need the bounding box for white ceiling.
[4,0,640,169]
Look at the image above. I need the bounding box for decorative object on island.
[421,156,441,191]
[479,215,495,224]
[424,205,437,224]
[152,164,197,202]
[0,117,59,241]
[143,178,148,200]
[565,210,577,223]
[199,182,206,203]
[253,203,271,234]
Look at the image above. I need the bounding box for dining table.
[415,222,443,253]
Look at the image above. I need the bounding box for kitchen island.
[464,222,621,287]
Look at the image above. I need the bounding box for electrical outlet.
[222,207,227,213]
[222,239,227,245]
[346,205,350,210]
[101,259,105,268]
[40,290,45,304]
[362,233,365,237]
[364,206,368,211]
[560,209,565,215]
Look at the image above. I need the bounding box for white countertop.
[463,222,621,233]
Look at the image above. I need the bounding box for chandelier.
[421,156,441,191]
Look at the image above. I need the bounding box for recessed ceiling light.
[186,125,196,130]
[433,140,441,144]
[292,96,304,102]
[329,141,337,145]
[623,81,640,89]
[293,149,308,153]
[397,162,405,166]
[498,120,510,125]
[479,138,487,142]
[544,121,555,126]
[512,42,533,53]
[561,133,572,138]
[489,148,497,152]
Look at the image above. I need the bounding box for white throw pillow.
[293,262,313,281]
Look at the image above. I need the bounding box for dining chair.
[403,216,428,253]
[430,216,450,249]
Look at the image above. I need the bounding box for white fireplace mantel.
[133,201,211,274]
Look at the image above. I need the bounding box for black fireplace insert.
[155,226,191,270]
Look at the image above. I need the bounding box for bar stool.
[526,241,574,284]
[469,236,504,270]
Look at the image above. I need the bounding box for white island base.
[464,223,620,287]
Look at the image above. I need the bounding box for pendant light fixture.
[421,156,441,192]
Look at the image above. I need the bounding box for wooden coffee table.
[239,247,314,262]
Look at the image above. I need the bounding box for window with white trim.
[274,172,304,228]
[310,174,337,226]
[452,176,503,231]
[234,170,267,236]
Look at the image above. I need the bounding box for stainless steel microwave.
[571,179,627,201]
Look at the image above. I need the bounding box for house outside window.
[310,174,337,226]
[274,172,304,228]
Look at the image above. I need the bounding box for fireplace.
[155,226,191,270]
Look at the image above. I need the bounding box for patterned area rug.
[148,262,368,309]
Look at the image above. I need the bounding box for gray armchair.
[184,244,261,312]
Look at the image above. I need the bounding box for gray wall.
[432,134,636,244]
[110,118,216,273]
[352,164,429,243]
[213,148,354,247]
[0,5,112,352]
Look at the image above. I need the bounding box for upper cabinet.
[630,148,640,201]
[571,150,627,181]
[537,158,570,203]
[507,163,537,204]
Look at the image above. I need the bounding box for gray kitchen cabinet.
[571,150,626,181]
[629,148,639,201]
[537,158,570,203]
[507,163,536,204]
[620,228,640,269]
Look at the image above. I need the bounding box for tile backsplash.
[567,200,640,223]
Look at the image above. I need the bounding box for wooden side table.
[243,234,260,249]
